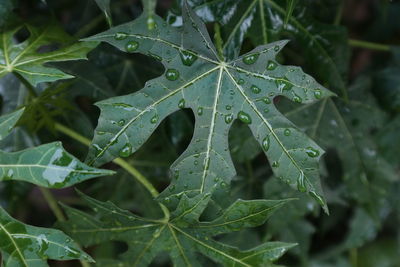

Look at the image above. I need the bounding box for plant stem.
[39,187,66,221]
[213,23,224,61]
[348,39,391,52]
[53,123,170,220]
[349,248,358,267]
[334,0,344,25]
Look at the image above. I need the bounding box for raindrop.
[297,171,306,192]
[237,78,245,85]
[178,99,185,108]
[150,114,158,124]
[309,191,325,206]
[169,185,176,192]
[293,95,302,103]
[272,161,279,168]
[180,50,198,66]
[284,129,291,136]
[242,53,259,65]
[306,147,319,158]
[314,89,322,99]
[125,41,139,52]
[262,136,270,151]
[251,85,261,94]
[119,143,132,157]
[197,107,203,116]
[165,69,180,81]
[237,111,252,124]
[225,105,232,110]
[274,45,280,52]
[275,78,293,91]
[266,60,277,70]
[114,32,128,40]
[118,119,126,126]
[262,97,271,104]
[225,114,233,124]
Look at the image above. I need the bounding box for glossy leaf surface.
[0,24,97,86]
[0,108,24,140]
[0,142,114,188]
[60,191,294,266]
[0,207,93,266]
[84,3,333,210]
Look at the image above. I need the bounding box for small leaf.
[0,142,114,188]
[60,191,295,266]
[0,108,25,140]
[0,207,94,266]
[0,23,97,86]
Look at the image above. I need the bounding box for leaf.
[60,191,294,266]
[283,76,397,217]
[0,206,93,266]
[0,107,24,140]
[84,3,333,210]
[94,0,113,26]
[0,23,97,86]
[0,141,114,188]
[142,0,157,30]
[185,0,349,97]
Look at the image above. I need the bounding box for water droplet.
[119,143,132,157]
[165,69,180,81]
[237,78,245,85]
[274,45,280,52]
[118,119,125,126]
[284,129,291,136]
[197,107,203,116]
[125,40,139,52]
[147,17,156,30]
[262,97,271,104]
[220,181,227,187]
[263,108,269,113]
[225,114,233,124]
[164,197,171,203]
[297,171,306,192]
[309,191,325,206]
[275,78,293,91]
[169,185,175,192]
[306,147,319,157]
[148,52,162,61]
[293,95,302,103]
[178,99,185,109]
[314,89,322,99]
[237,111,252,124]
[112,102,134,111]
[97,131,106,135]
[251,85,261,94]
[180,50,198,66]
[262,136,270,151]
[150,114,158,124]
[242,53,259,65]
[272,161,279,168]
[114,32,128,40]
[266,60,278,70]
[214,177,220,182]
[225,105,232,110]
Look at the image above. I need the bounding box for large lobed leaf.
[0,207,93,267]
[0,23,97,86]
[60,191,294,266]
[84,3,334,211]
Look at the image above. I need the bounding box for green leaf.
[0,141,114,188]
[142,0,157,30]
[60,191,294,266]
[0,23,97,86]
[0,107,24,140]
[187,0,349,98]
[0,206,93,266]
[84,3,333,210]
[94,0,112,26]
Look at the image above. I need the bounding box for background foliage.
[0,0,399,266]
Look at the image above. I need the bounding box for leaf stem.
[334,0,344,25]
[39,187,66,221]
[348,39,391,52]
[53,123,170,220]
